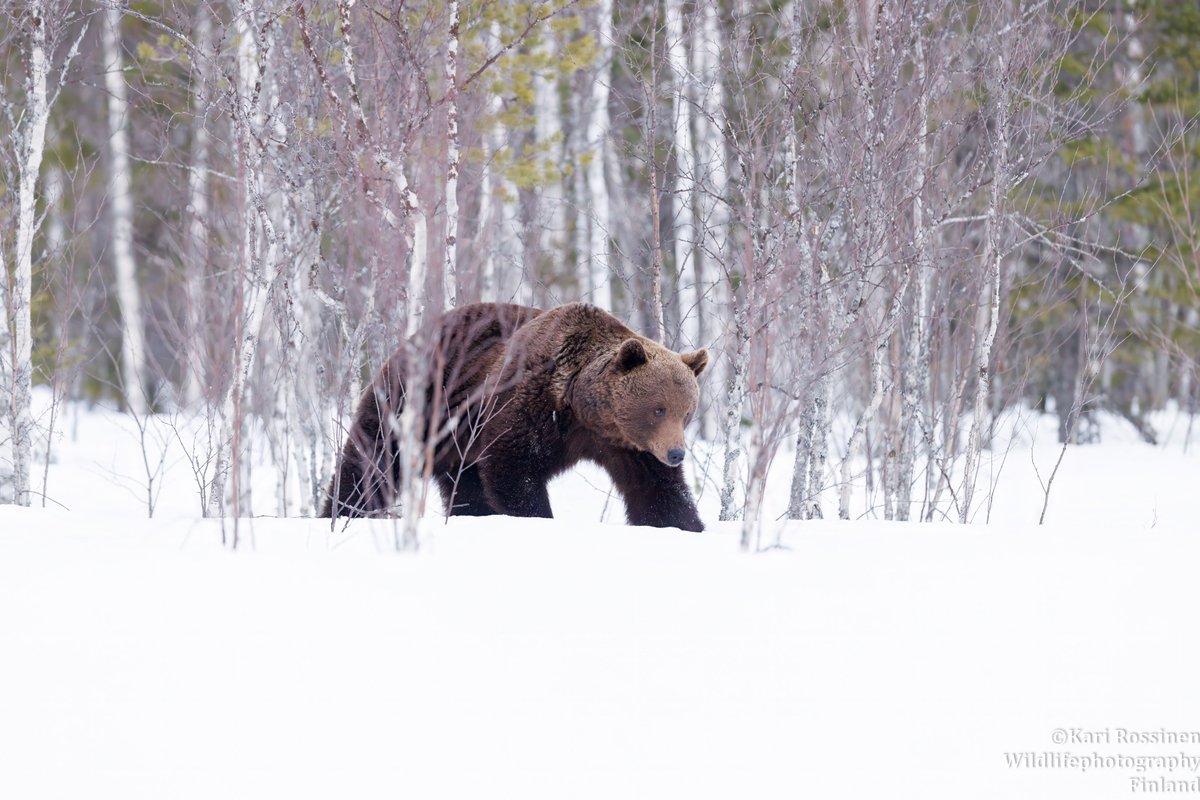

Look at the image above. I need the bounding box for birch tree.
[0,3,84,506]
[690,0,725,440]
[443,0,461,308]
[894,2,932,522]
[715,1,751,521]
[959,5,1019,523]
[208,3,280,527]
[532,29,564,305]
[182,4,213,409]
[665,0,696,345]
[4,8,50,507]
[101,3,149,414]
[583,0,613,308]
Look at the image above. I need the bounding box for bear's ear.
[681,349,708,377]
[615,338,649,372]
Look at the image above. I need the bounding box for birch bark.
[533,32,563,294]
[692,0,724,439]
[208,5,279,524]
[584,0,613,308]
[443,0,460,308]
[480,16,520,304]
[783,0,815,520]
[8,7,52,505]
[480,24,517,306]
[396,161,427,550]
[665,0,695,343]
[959,49,1009,524]
[718,299,749,521]
[0,236,7,502]
[716,4,749,521]
[183,5,212,408]
[102,3,148,415]
[895,7,930,521]
[645,13,665,342]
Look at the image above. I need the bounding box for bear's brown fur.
[321,302,708,531]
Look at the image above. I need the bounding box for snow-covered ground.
[2,397,1198,799]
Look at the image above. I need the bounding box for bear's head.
[569,337,708,467]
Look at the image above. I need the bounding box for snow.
[2,398,1199,799]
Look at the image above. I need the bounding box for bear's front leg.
[437,464,498,516]
[323,426,398,518]
[480,461,553,518]
[603,450,704,532]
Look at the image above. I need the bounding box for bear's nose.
[666,448,685,466]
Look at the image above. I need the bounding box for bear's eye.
[653,407,666,418]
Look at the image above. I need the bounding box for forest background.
[1,0,1197,546]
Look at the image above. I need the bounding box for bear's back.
[431,303,543,406]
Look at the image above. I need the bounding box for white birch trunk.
[483,23,520,306]
[183,5,212,408]
[0,194,9,504]
[895,284,928,522]
[740,426,765,551]
[645,13,668,343]
[839,339,887,519]
[479,31,506,305]
[287,223,324,518]
[783,0,814,519]
[102,4,148,415]
[646,116,665,341]
[715,4,747,521]
[480,120,498,302]
[837,257,914,519]
[408,206,428,339]
[787,362,823,520]
[692,0,725,439]
[397,213,428,550]
[895,11,930,522]
[443,0,460,308]
[960,51,1008,525]
[534,33,563,284]
[571,87,590,299]
[208,5,278,522]
[38,165,66,505]
[585,0,613,308]
[805,372,832,519]
[718,310,749,521]
[666,0,695,343]
[7,9,53,505]
[337,0,369,137]
[395,155,427,549]
[265,27,294,517]
[42,166,65,293]
[0,236,8,503]
[1120,1,1148,252]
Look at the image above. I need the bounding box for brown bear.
[320,302,709,531]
